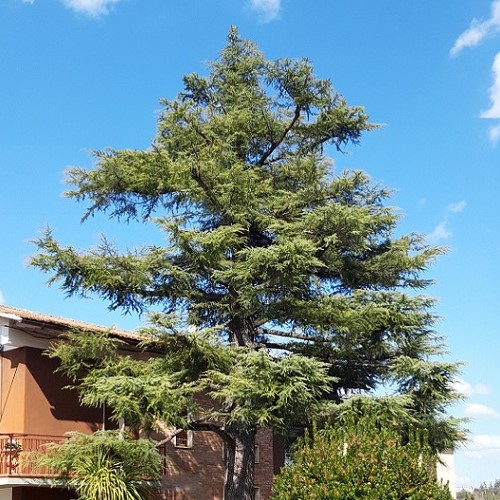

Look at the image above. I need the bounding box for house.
[0,305,456,499]
[0,305,283,500]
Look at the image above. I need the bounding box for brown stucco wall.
[22,347,103,435]
[0,349,27,434]
[0,347,105,436]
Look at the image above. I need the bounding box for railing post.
[3,434,22,475]
[7,434,14,476]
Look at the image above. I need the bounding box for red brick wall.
[160,430,225,499]
[255,428,275,500]
[157,428,281,500]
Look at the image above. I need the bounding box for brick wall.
[160,430,225,499]
[157,428,282,500]
[255,428,276,499]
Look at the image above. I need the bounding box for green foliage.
[272,415,453,500]
[51,329,124,381]
[32,431,161,500]
[205,350,335,429]
[30,27,464,497]
[49,327,333,434]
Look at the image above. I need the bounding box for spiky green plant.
[33,431,161,500]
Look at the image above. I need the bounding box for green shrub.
[272,416,453,500]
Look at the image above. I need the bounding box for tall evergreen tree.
[32,28,462,499]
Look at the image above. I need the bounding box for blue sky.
[1,0,500,489]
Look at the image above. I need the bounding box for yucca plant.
[32,431,161,500]
[67,447,145,500]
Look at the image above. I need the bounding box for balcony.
[0,433,64,478]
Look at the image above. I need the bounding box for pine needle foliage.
[31,28,463,498]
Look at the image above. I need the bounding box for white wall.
[437,450,456,499]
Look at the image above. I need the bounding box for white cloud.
[0,291,4,305]
[464,434,500,459]
[452,378,492,396]
[465,403,499,418]
[427,221,451,243]
[427,200,467,243]
[448,200,467,214]
[249,0,281,23]
[451,379,470,395]
[60,0,124,17]
[22,0,35,4]
[488,124,500,145]
[479,52,500,145]
[482,52,500,120]
[451,0,500,57]
[452,5,500,143]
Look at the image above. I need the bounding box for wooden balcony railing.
[0,433,64,477]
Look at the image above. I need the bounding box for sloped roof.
[0,304,139,341]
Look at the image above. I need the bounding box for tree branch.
[258,105,301,167]
[155,420,235,448]
[257,326,332,342]
[189,421,235,446]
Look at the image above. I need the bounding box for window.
[254,445,260,463]
[253,487,261,500]
[174,429,193,448]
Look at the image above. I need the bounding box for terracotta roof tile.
[0,305,139,341]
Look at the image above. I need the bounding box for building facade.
[0,305,282,500]
[0,305,456,499]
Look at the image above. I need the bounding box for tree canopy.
[32,28,463,499]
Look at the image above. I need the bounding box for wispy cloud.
[0,291,4,305]
[482,52,500,119]
[451,0,500,57]
[452,378,492,396]
[465,403,499,418]
[488,123,500,145]
[479,52,500,145]
[464,434,500,459]
[427,222,451,243]
[427,200,467,243]
[448,200,467,214]
[451,3,500,144]
[60,0,124,17]
[249,0,281,23]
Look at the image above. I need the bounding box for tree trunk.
[224,424,256,500]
